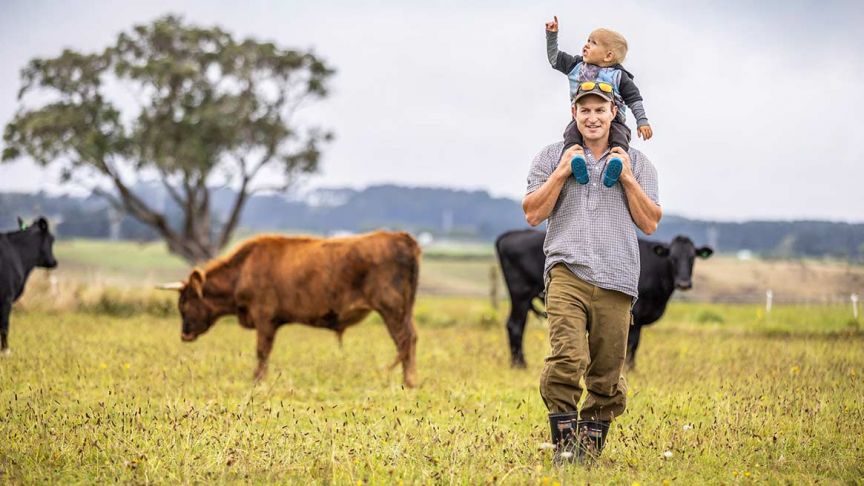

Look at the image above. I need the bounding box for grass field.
[2,299,862,484]
[2,239,863,483]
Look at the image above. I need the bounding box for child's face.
[582,33,614,65]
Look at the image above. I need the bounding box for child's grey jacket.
[547,31,649,127]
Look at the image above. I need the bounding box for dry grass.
[0,301,862,484]
[687,256,864,303]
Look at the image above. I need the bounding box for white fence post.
[766,289,773,316]
[852,293,860,321]
[49,273,59,298]
[489,265,499,311]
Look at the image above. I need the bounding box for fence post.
[49,273,59,298]
[766,289,773,316]
[489,265,499,311]
[852,293,860,321]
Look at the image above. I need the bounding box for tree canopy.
[3,15,334,263]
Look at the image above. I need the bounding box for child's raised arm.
[545,16,580,74]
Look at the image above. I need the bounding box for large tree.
[3,15,334,263]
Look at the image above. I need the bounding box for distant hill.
[2,185,863,259]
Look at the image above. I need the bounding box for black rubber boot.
[576,420,610,462]
[548,412,579,464]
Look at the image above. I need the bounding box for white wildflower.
[559,451,574,460]
[663,450,673,459]
[682,424,693,431]
[539,442,556,450]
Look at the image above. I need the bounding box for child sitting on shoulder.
[545,16,653,187]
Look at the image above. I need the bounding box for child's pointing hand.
[545,16,558,32]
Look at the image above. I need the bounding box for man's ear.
[653,243,670,257]
[696,246,714,259]
[189,268,206,299]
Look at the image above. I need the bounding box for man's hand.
[610,147,634,184]
[554,143,584,179]
[523,142,579,226]
[637,125,653,140]
[610,146,661,234]
[545,16,558,32]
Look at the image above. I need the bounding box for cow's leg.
[254,323,277,381]
[506,299,531,368]
[379,308,418,388]
[1,299,12,355]
[626,324,642,370]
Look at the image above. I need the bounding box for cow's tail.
[530,299,548,319]
[390,232,420,386]
[395,232,421,316]
[493,230,512,265]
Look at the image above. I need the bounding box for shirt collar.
[583,146,611,164]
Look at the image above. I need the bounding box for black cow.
[0,217,58,354]
[495,229,712,369]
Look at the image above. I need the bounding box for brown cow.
[160,231,420,387]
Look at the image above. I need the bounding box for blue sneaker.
[571,155,589,184]
[603,157,623,187]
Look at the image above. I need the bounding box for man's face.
[572,95,617,143]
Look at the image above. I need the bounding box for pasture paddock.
[1,300,862,484]
[2,240,862,483]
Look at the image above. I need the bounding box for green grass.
[660,302,862,334]
[422,242,495,259]
[1,299,862,484]
[54,240,188,283]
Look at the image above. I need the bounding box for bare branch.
[217,173,250,249]
[156,165,186,207]
[92,187,124,210]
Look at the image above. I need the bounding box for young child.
[545,16,653,187]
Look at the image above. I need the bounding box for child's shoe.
[602,157,623,187]
[571,155,589,184]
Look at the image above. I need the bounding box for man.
[523,82,661,463]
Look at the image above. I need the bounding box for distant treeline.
[3,185,863,259]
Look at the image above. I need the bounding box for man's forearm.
[621,176,662,234]
[523,170,568,226]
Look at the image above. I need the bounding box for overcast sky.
[1,0,863,221]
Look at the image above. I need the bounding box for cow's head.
[652,235,713,290]
[21,217,58,269]
[158,269,217,342]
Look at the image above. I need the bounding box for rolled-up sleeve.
[526,144,559,195]
[632,151,660,206]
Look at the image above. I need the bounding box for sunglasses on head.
[577,81,614,93]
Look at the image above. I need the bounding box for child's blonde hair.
[592,28,628,65]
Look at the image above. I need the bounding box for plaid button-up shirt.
[526,142,660,298]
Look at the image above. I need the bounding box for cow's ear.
[17,217,25,230]
[696,246,714,259]
[653,243,670,257]
[189,268,206,299]
[36,218,48,232]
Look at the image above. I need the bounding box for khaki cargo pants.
[540,264,632,421]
